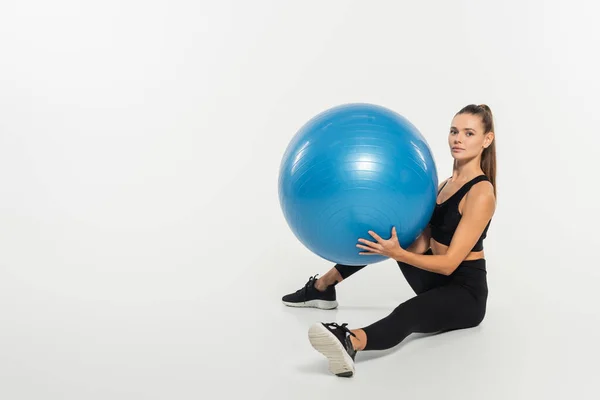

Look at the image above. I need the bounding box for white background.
[1,0,599,399]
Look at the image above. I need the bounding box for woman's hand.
[356,227,406,260]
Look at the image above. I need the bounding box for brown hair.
[456,104,497,197]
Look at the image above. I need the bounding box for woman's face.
[448,113,493,161]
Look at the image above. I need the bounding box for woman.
[281,104,497,378]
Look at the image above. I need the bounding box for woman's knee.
[466,303,487,328]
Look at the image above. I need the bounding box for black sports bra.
[428,175,491,252]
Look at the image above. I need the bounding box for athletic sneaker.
[308,322,357,377]
[281,275,338,309]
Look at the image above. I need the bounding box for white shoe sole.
[308,323,355,377]
[282,299,338,309]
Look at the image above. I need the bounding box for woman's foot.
[308,322,358,377]
[281,275,338,309]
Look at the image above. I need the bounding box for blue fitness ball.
[278,103,438,266]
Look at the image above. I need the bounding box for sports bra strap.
[438,179,450,194]
[438,174,490,201]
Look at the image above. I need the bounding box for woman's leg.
[304,248,446,294]
[328,248,451,293]
[314,263,366,290]
[307,264,487,376]
[282,263,367,309]
[284,254,448,310]
[308,275,487,377]
[355,278,487,350]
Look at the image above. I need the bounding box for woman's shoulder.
[465,179,496,211]
[469,177,495,196]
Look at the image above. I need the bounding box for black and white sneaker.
[308,322,357,377]
[281,275,338,310]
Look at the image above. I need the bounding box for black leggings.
[334,249,488,351]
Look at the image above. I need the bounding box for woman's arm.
[406,225,431,254]
[393,181,496,275]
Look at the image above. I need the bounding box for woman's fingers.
[357,238,377,246]
[357,239,382,250]
[356,244,379,253]
[368,230,384,242]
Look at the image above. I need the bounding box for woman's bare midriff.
[430,239,485,261]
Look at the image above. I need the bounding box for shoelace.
[323,322,357,337]
[302,274,319,299]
